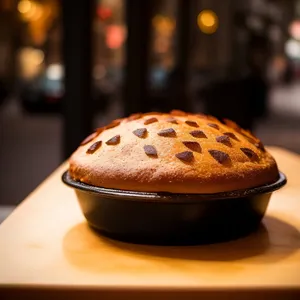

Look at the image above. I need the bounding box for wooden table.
[1,147,300,300]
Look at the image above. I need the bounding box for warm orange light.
[19,1,37,21]
[106,25,126,49]
[18,47,44,79]
[152,15,176,34]
[18,0,32,14]
[31,5,43,21]
[18,0,58,45]
[197,10,218,34]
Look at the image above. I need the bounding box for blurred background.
[0,0,300,209]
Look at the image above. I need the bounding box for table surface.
[1,147,300,299]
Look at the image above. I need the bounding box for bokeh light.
[285,39,300,59]
[18,47,44,79]
[18,0,32,14]
[197,10,218,34]
[152,15,176,34]
[289,20,300,41]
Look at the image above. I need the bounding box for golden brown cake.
[69,110,279,194]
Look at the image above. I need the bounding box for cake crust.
[69,111,279,194]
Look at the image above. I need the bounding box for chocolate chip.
[243,134,257,144]
[157,128,176,137]
[185,120,199,127]
[255,141,265,152]
[195,113,207,119]
[216,135,232,147]
[144,117,158,125]
[144,145,157,157]
[241,148,259,160]
[106,135,120,145]
[166,118,178,124]
[209,150,230,164]
[127,113,142,121]
[170,109,187,116]
[223,119,241,131]
[208,123,219,130]
[80,132,98,145]
[96,127,105,134]
[182,141,202,152]
[190,130,207,138]
[133,128,147,138]
[106,119,121,129]
[223,132,239,141]
[207,115,219,122]
[86,141,102,154]
[175,151,194,162]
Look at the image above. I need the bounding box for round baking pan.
[62,171,286,245]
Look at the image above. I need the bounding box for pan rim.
[62,170,286,203]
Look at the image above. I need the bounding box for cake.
[69,110,279,194]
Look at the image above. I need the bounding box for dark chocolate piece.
[241,148,259,160]
[133,128,147,138]
[185,120,199,128]
[86,141,102,154]
[95,127,105,134]
[244,134,257,144]
[255,141,265,152]
[207,115,219,122]
[166,118,178,124]
[144,117,158,125]
[170,109,187,116]
[127,113,142,121]
[216,135,232,147]
[223,118,241,131]
[106,119,121,129]
[209,150,230,164]
[157,128,176,137]
[106,135,120,145]
[175,151,194,162]
[207,123,219,130]
[144,145,157,157]
[223,132,239,141]
[190,130,207,138]
[195,113,208,119]
[182,141,201,152]
[240,129,258,144]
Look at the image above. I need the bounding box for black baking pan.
[62,171,286,245]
